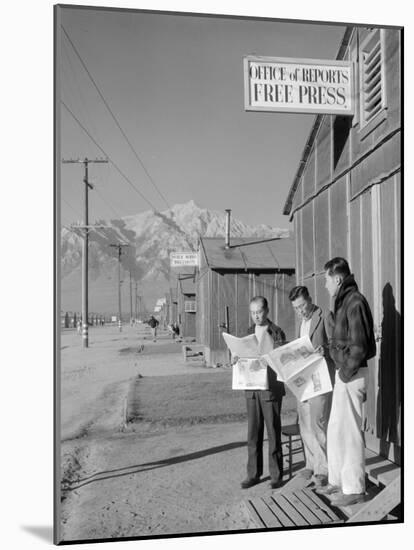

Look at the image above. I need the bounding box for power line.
[61,100,158,211]
[93,186,122,219]
[61,25,171,211]
[61,36,102,148]
[62,196,82,219]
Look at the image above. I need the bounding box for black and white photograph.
[53,3,403,545]
[4,1,410,548]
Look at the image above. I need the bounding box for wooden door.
[350,178,401,463]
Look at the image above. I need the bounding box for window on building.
[184,300,197,313]
[359,29,386,129]
[333,115,352,169]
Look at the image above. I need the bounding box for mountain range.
[60,200,290,315]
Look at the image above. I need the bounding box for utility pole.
[109,243,130,331]
[135,281,139,320]
[62,157,108,348]
[129,269,133,324]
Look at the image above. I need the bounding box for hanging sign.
[170,252,199,267]
[244,56,353,115]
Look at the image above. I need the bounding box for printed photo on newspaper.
[222,332,269,390]
[263,335,332,401]
[232,358,268,390]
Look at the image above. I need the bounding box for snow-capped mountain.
[61,200,290,314]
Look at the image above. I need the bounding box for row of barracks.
[163,230,296,352]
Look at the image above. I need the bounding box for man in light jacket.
[289,286,335,488]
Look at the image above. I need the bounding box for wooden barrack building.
[196,236,296,366]
[283,26,402,463]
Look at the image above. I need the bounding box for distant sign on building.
[170,252,198,267]
[244,56,353,115]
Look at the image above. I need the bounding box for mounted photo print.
[54,4,403,545]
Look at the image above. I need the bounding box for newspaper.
[231,358,268,390]
[222,332,332,399]
[263,335,332,401]
[221,332,259,358]
[222,332,268,390]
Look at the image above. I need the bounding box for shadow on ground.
[67,441,247,491]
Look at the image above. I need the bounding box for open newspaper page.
[286,356,332,401]
[263,335,332,401]
[222,332,268,390]
[222,332,258,358]
[263,335,316,380]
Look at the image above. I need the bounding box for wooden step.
[365,449,400,486]
[313,475,401,523]
[346,475,401,523]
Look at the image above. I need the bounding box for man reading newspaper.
[231,296,286,490]
[288,286,335,488]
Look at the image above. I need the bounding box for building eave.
[282,26,355,217]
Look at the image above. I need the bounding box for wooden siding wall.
[196,268,296,366]
[290,28,401,457]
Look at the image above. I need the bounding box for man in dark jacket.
[289,286,335,488]
[318,257,376,506]
[239,296,286,490]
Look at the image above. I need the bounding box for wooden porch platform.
[244,487,343,528]
[243,447,401,528]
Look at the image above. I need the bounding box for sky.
[59,7,346,230]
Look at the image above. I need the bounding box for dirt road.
[59,325,299,543]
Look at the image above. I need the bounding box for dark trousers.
[246,391,283,482]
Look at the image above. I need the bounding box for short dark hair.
[289,286,310,302]
[250,296,268,310]
[324,257,351,278]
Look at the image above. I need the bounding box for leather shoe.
[296,468,313,480]
[313,474,328,488]
[270,479,283,490]
[315,483,340,495]
[241,477,260,489]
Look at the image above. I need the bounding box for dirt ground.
[59,324,300,543]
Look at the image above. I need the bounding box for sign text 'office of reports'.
[244,56,353,115]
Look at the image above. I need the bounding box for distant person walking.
[148,315,159,342]
[318,257,376,506]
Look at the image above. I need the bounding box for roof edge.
[282,26,355,216]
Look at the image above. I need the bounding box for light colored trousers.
[297,392,332,476]
[327,369,368,494]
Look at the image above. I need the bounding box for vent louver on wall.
[361,29,384,125]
